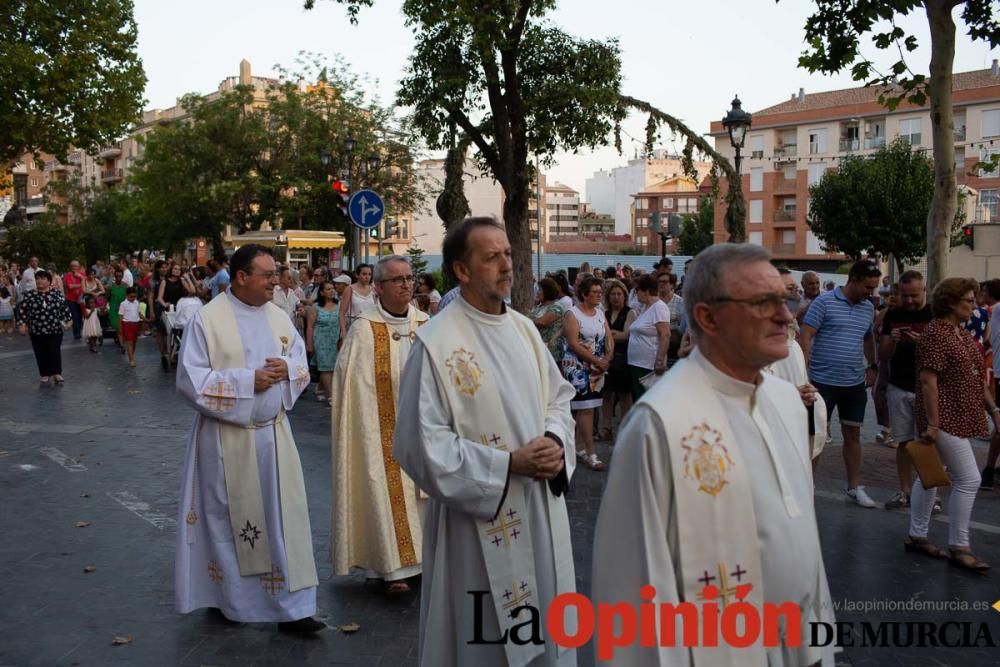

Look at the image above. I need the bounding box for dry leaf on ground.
[75,521,91,528]
[80,493,90,498]
[111,635,132,645]
[83,565,96,573]
[338,622,361,633]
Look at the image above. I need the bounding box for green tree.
[793,0,1000,286]
[310,1,625,312]
[677,198,714,256]
[406,244,429,275]
[1,1,146,164]
[1,220,84,267]
[807,139,934,273]
[127,57,422,259]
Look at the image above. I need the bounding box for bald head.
[802,271,820,299]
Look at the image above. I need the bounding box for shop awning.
[229,230,346,250]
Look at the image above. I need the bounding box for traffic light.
[648,211,662,234]
[332,180,350,217]
[369,225,379,239]
[666,214,682,239]
[384,218,399,238]
[963,224,974,250]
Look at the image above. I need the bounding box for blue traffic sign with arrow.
[348,190,385,230]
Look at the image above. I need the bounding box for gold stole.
[417,300,575,667]
[199,292,318,592]
[649,348,808,666]
[370,313,422,567]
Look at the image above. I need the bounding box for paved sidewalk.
[1,333,998,666]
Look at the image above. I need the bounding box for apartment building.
[708,64,1000,269]
[586,150,713,236]
[630,176,707,254]
[410,158,549,255]
[545,182,579,237]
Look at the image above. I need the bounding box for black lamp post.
[721,95,752,241]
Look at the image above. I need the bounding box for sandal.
[903,537,947,559]
[588,453,606,472]
[948,548,991,573]
[386,580,411,594]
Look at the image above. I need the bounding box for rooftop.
[754,67,1000,118]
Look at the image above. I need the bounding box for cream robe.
[764,338,828,460]
[394,295,578,667]
[591,348,836,666]
[330,303,429,580]
[175,292,316,622]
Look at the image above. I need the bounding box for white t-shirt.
[427,289,442,305]
[557,295,573,312]
[627,300,670,370]
[119,299,141,323]
[20,267,36,293]
[991,303,1000,376]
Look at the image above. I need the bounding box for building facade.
[708,64,1000,269]
[545,181,579,237]
[630,176,706,254]
[585,149,713,236]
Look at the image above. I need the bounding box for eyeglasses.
[709,293,790,318]
[381,274,415,286]
[249,271,277,280]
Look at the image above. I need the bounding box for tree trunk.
[502,170,533,314]
[924,0,957,288]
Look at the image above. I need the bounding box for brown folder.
[904,437,951,489]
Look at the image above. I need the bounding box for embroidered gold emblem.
[260,565,285,596]
[200,381,237,412]
[445,348,482,396]
[294,365,311,389]
[208,560,224,584]
[681,422,734,497]
[279,335,290,356]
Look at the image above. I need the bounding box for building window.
[677,197,698,213]
[749,200,763,224]
[663,197,673,210]
[782,230,796,244]
[808,129,827,154]
[899,118,921,145]
[635,198,648,210]
[981,189,998,221]
[30,177,37,187]
[956,152,966,173]
[982,109,1000,138]
[748,231,763,246]
[750,167,763,192]
[749,135,764,159]
[807,162,827,186]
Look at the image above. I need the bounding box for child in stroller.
[164,294,203,367]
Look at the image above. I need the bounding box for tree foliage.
[677,198,715,257]
[1,0,146,164]
[406,244,429,275]
[121,55,423,258]
[807,139,933,272]
[793,0,1000,286]
[1,220,84,267]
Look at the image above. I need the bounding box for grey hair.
[683,243,773,336]
[373,255,410,282]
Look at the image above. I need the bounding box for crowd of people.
[7,222,1000,661]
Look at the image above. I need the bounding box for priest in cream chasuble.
[330,255,428,589]
[175,246,321,632]
[394,219,578,667]
[592,244,836,667]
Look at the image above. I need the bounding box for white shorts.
[887,384,916,443]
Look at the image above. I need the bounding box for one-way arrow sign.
[349,190,385,230]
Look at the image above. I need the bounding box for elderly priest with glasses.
[592,243,836,666]
[330,255,429,594]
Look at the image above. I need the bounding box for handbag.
[904,436,951,489]
[639,371,659,390]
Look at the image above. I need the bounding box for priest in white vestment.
[330,255,429,593]
[175,245,323,634]
[592,243,837,666]
[394,218,578,667]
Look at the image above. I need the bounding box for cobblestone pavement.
[1,333,999,666]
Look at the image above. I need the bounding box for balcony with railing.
[773,176,797,193]
[101,168,123,182]
[773,144,798,158]
[864,136,886,149]
[955,126,966,142]
[98,146,122,159]
[773,209,797,224]
[839,139,860,152]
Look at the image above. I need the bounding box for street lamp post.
[722,95,752,242]
[343,136,357,268]
[366,154,382,260]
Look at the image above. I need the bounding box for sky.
[134,0,997,199]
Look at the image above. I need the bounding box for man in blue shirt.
[206,258,231,299]
[801,260,881,507]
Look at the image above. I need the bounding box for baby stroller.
[163,296,203,368]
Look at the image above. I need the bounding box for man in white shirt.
[20,256,39,293]
[271,266,302,322]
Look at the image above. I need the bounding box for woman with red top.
[908,277,998,572]
[63,260,85,340]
